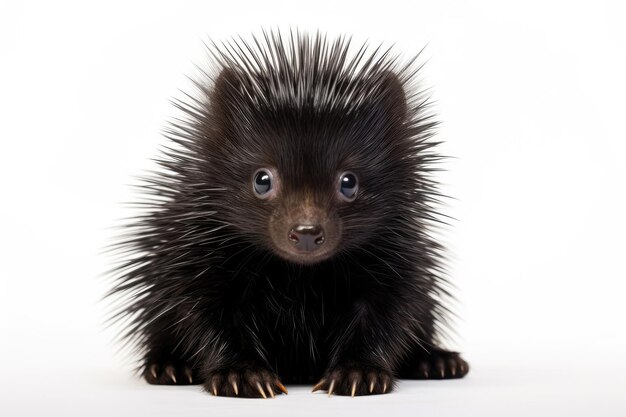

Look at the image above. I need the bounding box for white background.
[1,0,625,415]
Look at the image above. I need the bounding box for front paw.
[204,364,288,398]
[144,360,197,385]
[399,350,469,379]
[312,363,394,396]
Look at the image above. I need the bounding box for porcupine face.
[203,50,411,266]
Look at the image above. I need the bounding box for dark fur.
[108,30,468,397]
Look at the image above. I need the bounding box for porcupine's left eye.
[338,172,358,201]
[253,169,274,198]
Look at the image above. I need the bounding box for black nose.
[288,224,325,252]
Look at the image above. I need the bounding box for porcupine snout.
[288,224,325,252]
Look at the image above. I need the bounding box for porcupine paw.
[401,350,470,379]
[144,360,198,385]
[312,363,394,396]
[204,365,288,398]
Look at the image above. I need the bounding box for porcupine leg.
[397,346,470,380]
[197,339,288,398]
[196,324,288,398]
[139,319,287,396]
[311,300,409,397]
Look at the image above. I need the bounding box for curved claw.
[276,381,288,394]
[351,380,357,397]
[184,368,193,384]
[149,364,158,379]
[255,381,267,399]
[312,379,326,393]
[165,366,177,384]
[435,359,445,378]
[448,359,457,377]
[327,379,336,397]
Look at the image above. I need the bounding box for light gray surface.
[3,350,625,416]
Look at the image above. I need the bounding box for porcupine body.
[108,31,468,398]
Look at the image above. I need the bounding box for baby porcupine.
[108,30,469,398]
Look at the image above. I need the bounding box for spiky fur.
[107,30,468,397]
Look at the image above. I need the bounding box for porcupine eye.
[253,169,273,198]
[338,172,358,201]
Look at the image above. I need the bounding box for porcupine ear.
[369,70,408,126]
[211,68,245,131]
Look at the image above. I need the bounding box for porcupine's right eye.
[338,171,358,201]
[253,169,274,198]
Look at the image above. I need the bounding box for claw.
[211,382,218,396]
[231,381,239,396]
[351,380,357,397]
[184,368,193,384]
[266,382,275,398]
[255,381,267,399]
[450,364,457,377]
[369,380,375,393]
[383,381,388,393]
[435,359,445,378]
[276,381,288,394]
[312,379,326,392]
[328,379,336,397]
[165,366,177,384]
[149,364,158,379]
